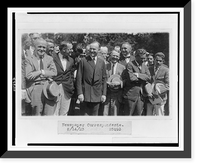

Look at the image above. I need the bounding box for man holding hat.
[123,48,151,116]
[104,50,125,116]
[25,38,57,116]
[52,41,75,116]
[147,52,169,116]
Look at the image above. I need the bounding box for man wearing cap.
[104,50,125,116]
[123,48,151,116]
[76,41,107,116]
[25,38,57,116]
[52,41,75,116]
[148,52,169,116]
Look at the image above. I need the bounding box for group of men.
[21,33,169,116]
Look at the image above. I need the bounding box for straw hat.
[43,81,59,101]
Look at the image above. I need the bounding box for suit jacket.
[123,60,150,101]
[25,53,57,89]
[52,53,75,99]
[119,55,135,67]
[154,64,169,92]
[76,56,107,102]
[106,62,125,78]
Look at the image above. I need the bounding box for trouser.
[30,84,56,116]
[123,96,144,116]
[80,102,100,116]
[104,92,121,116]
[54,84,71,116]
[146,100,167,116]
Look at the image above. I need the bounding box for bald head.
[89,41,100,58]
[34,39,47,57]
[34,38,47,47]
[121,42,132,57]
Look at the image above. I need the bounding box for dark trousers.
[123,96,144,116]
[80,102,100,116]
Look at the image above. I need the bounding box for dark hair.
[59,41,72,51]
[155,52,165,59]
[45,38,54,44]
[135,48,147,57]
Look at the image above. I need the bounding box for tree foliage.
[22,32,169,66]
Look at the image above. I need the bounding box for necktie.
[93,57,96,65]
[40,57,44,70]
[112,63,115,75]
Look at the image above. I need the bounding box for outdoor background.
[22,32,169,66]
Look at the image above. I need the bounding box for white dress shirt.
[112,62,118,75]
[91,56,97,65]
[59,53,67,71]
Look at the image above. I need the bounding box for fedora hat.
[43,81,59,101]
[107,74,123,89]
[154,82,168,94]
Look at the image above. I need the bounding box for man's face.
[31,33,40,46]
[100,48,108,60]
[62,44,73,57]
[54,45,60,54]
[147,55,154,65]
[35,41,47,57]
[47,42,55,56]
[111,53,120,64]
[136,54,147,65]
[121,44,131,57]
[89,43,99,58]
[155,56,164,67]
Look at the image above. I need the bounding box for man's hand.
[101,95,106,103]
[133,73,139,78]
[78,94,84,102]
[27,71,42,80]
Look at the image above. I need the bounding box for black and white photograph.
[4,6,191,159]
[21,32,169,117]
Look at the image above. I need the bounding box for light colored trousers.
[146,100,166,116]
[54,84,71,116]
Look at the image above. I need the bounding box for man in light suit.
[52,41,75,116]
[148,52,169,116]
[123,49,151,116]
[25,39,57,116]
[76,41,107,116]
[104,50,125,116]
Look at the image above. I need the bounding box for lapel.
[65,57,71,72]
[54,54,64,72]
[31,54,39,71]
[132,60,141,73]
[154,65,163,79]
[87,56,96,70]
[94,57,101,77]
[115,63,121,75]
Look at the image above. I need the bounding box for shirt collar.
[91,56,97,61]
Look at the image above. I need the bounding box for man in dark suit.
[123,49,151,116]
[76,41,107,116]
[52,41,75,116]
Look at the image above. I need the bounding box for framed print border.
[1,2,192,159]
